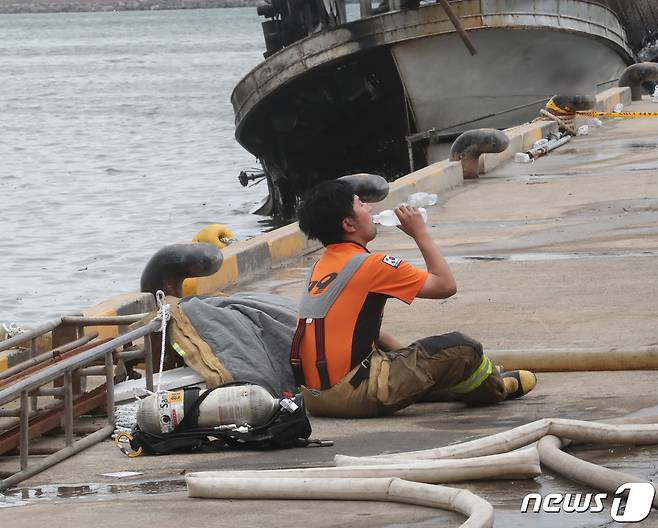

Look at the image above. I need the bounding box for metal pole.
[114,349,148,362]
[407,139,415,172]
[0,425,114,492]
[359,0,372,18]
[144,335,154,392]
[30,338,39,411]
[64,371,74,447]
[77,366,107,377]
[74,324,87,393]
[0,319,161,406]
[0,320,159,490]
[0,333,98,382]
[437,0,477,56]
[0,400,60,418]
[105,351,115,427]
[20,391,29,470]
[33,387,65,397]
[61,314,149,327]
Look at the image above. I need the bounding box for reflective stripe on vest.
[298,252,371,318]
[448,354,494,394]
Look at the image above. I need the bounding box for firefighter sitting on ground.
[290,179,537,418]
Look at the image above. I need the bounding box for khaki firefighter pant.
[301,332,505,418]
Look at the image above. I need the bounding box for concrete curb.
[372,159,464,214]
[595,86,633,112]
[191,222,322,296]
[2,85,630,374]
[480,121,558,173]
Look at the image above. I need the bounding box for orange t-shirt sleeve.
[367,253,428,304]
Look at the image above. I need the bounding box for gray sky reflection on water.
[0,8,272,324]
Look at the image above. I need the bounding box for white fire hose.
[334,419,658,464]
[537,434,658,508]
[186,417,658,528]
[187,476,495,528]
[188,448,540,484]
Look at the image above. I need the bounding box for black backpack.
[128,382,312,455]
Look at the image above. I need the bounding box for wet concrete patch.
[628,141,658,150]
[0,478,185,508]
[405,250,658,265]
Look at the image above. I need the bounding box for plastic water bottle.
[613,103,624,113]
[407,192,438,207]
[532,138,549,150]
[373,208,427,226]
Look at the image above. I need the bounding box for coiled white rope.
[113,401,140,439]
[2,322,26,339]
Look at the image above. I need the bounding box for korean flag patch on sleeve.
[382,254,402,268]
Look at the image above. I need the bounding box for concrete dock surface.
[2,98,658,526]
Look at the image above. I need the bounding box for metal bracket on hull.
[405,128,441,172]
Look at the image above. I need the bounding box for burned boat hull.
[232,0,648,217]
[394,26,632,164]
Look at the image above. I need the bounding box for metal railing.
[0,315,161,491]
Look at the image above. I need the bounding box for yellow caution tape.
[115,432,143,458]
[546,98,658,119]
[576,111,658,118]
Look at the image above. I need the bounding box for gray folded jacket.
[180,292,298,396]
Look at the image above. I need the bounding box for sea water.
[0,8,275,324]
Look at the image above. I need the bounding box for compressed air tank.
[136,385,281,434]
